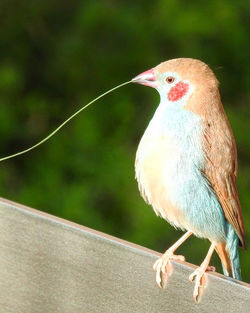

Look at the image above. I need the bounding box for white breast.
[135,104,203,230]
[136,121,184,228]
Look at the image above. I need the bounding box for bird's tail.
[215,224,241,280]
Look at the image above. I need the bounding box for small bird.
[132,58,245,302]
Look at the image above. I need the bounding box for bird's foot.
[189,265,216,303]
[153,250,185,288]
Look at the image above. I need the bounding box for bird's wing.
[202,109,245,247]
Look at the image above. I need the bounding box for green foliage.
[0,0,249,281]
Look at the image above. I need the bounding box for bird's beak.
[131,68,157,88]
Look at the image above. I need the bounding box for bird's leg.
[153,230,192,288]
[189,242,216,303]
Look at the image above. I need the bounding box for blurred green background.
[0,1,249,282]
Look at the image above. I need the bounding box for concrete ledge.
[0,197,249,313]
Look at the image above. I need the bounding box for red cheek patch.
[167,81,189,102]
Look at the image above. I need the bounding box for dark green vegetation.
[0,1,249,281]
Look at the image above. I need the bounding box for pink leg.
[153,231,192,288]
[189,242,216,303]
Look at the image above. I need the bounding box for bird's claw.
[153,251,185,288]
[189,265,216,302]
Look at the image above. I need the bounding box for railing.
[0,197,249,313]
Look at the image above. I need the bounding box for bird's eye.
[166,76,175,84]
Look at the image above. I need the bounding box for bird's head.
[132,58,219,110]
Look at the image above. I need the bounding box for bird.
[132,58,245,302]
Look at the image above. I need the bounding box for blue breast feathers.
[147,103,227,243]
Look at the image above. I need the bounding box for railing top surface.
[0,197,249,313]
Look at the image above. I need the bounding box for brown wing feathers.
[202,108,245,248]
